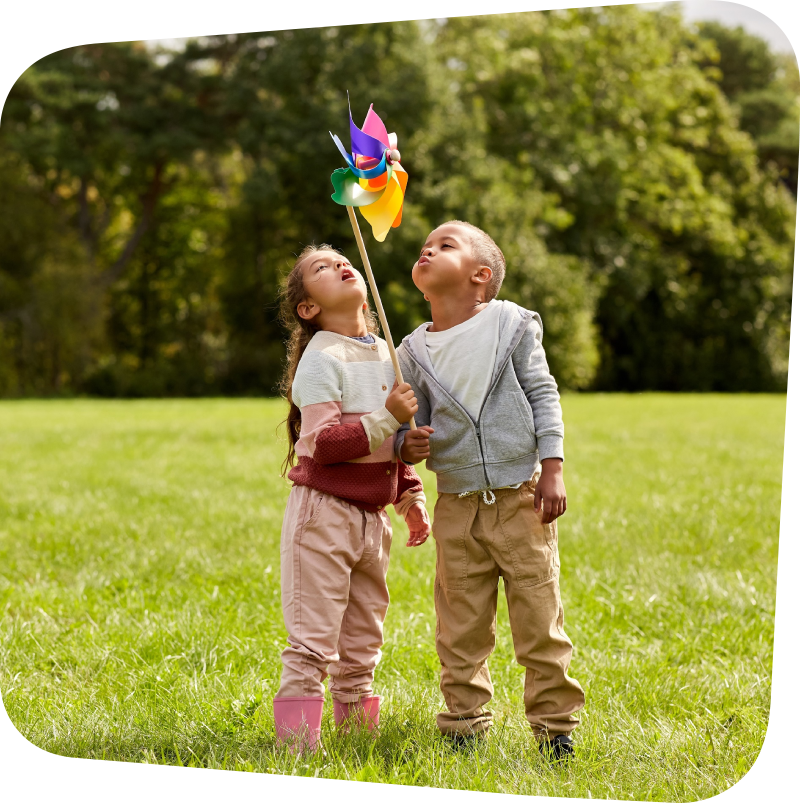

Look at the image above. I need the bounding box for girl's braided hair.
[278,244,380,476]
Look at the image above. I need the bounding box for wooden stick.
[346,205,417,431]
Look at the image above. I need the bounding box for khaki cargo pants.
[432,476,585,740]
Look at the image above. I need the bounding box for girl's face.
[296,250,368,322]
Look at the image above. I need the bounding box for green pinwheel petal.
[330,167,385,207]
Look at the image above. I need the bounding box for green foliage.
[0,395,783,798]
[697,21,800,194]
[0,7,795,395]
[84,159,230,397]
[1,41,234,396]
[695,20,778,97]
[0,152,105,394]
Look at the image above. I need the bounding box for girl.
[274,244,431,752]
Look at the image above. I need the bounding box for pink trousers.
[277,485,392,703]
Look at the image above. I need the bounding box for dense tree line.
[0,6,795,397]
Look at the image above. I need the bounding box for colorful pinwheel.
[330,104,408,243]
[327,100,415,427]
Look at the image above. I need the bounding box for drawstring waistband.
[457,480,532,506]
[458,488,497,505]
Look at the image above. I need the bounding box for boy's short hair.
[442,220,506,301]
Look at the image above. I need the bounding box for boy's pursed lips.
[418,256,431,266]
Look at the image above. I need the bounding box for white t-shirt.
[424,300,503,422]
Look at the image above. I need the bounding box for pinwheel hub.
[329,102,409,243]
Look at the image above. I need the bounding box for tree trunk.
[99,162,166,288]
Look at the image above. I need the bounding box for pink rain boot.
[273,696,325,753]
[333,695,380,734]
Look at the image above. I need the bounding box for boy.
[396,221,585,761]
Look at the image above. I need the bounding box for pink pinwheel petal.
[362,105,391,149]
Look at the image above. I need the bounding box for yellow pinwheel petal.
[359,171,405,242]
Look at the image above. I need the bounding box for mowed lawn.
[0,395,785,801]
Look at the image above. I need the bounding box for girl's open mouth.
[341,268,355,281]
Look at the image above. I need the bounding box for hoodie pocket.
[483,391,537,463]
[428,398,483,473]
[512,391,537,439]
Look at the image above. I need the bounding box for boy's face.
[412,224,490,301]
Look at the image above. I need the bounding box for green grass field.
[0,395,785,801]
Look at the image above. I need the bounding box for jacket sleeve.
[293,351,368,464]
[392,462,426,518]
[394,344,432,464]
[298,401,373,464]
[510,312,565,462]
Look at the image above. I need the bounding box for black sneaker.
[444,731,486,752]
[539,733,574,762]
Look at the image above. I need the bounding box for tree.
[210,24,441,393]
[437,6,794,390]
[1,41,234,394]
[0,150,103,394]
[696,21,800,194]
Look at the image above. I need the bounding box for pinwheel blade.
[330,132,355,168]
[331,168,384,207]
[390,162,408,228]
[348,98,386,161]
[359,171,405,242]
[359,163,392,192]
[362,104,391,148]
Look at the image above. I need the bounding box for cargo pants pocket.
[498,484,558,588]
[432,494,477,591]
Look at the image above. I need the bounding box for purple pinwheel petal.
[348,98,386,160]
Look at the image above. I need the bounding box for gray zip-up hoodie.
[395,300,564,495]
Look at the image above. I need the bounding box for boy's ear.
[471,266,493,286]
[296,298,320,322]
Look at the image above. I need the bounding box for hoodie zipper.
[474,424,490,490]
[474,322,528,490]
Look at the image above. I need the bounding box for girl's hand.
[386,380,419,424]
[405,503,431,547]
